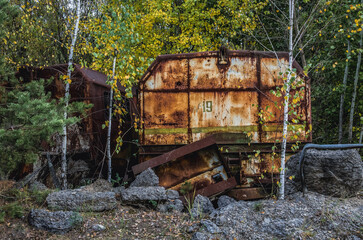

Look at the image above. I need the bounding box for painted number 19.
[203,101,213,112]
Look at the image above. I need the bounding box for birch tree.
[61,0,81,190]
[348,4,362,142]
[278,0,295,200]
[339,40,351,143]
[107,56,116,182]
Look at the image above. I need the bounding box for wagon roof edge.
[140,50,308,83]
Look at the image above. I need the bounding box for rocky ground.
[0,203,194,240]
[1,149,362,240]
[0,190,362,240]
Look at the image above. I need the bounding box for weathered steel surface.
[138,49,312,198]
[139,50,311,147]
[133,136,236,195]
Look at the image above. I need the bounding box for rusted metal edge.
[139,85,307,93]
[194,177,237,197]
[139,50,307,84]
[132,135,217,174]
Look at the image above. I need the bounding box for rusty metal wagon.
[134,48,311,200]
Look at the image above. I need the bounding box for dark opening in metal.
[212,173,223,183]
[218,46,228,65]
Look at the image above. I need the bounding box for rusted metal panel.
[189,57,257,89]
[133,136,236,195]
[194,177,237,198]
[145,59,188,90]
[133,136,217,174]
[190,91,259,142]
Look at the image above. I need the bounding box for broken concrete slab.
[28,209,82,234]
[120,186,167,202]
[130,168,159,187]
[46,189,117,212]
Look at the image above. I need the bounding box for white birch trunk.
[279,0,294,200]
[107,57,116,183]
[348,19,362,143]
[61,0,81,190]
[339,40,350,143]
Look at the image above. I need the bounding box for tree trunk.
[338,40,350,143]
[61,0,81,190]
[279,0,294,200]
[107,57,117,183]
[348,16,362,143]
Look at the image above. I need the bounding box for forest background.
[0,0,362,180]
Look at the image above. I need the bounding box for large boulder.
[120,186,167,202]
[28,209,82,234]
[46,189,117,212]
[130,168,159,187]
[286,149,363,197]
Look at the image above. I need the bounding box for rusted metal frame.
[133,135,218,174]
[193,177,237,198]
[257,54,263,143]
[140,85,306,93]
[187,58,192,143]
[139,50,307,84]
[141,88,258,93]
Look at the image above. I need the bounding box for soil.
[0,203,196,240]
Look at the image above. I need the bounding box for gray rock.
[190,195,215,218]
[187,223,200,233]
[28,181,48,192]
[121,186,167,202]
[130,168,159,187]
[28,209,82,234]
[191,232,210,240]
[157,199,184,212]
[91,224,106,232]
[217,195,236,209]
[286,149,363,197]
[46,189,117,212]
[201,219,221,234]
[166,189,179,200]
